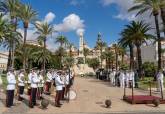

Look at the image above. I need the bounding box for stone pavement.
[1,77,165,114]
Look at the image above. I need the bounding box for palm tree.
[33,48,52,68]
[83,48,90,63]
[18,4,37,70]
[55,47,66,68]
[129,0,162,70]
[118,46,126,65]
[55,35,68,67]
[67,43,74,57]
[95,33,107,68]
[15,44,34,70]
[0,0,21,69]
[122,21,153,78]
[112,44,121,70]
[119,29,135,70]
[102,50,115,70]
[35,22,54,75]
[56,35,68,48]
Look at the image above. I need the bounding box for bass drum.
[66,89,77,100]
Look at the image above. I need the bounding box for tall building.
[0,52,8,72]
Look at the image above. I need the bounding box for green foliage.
[63,57,74,67]
[77,57,84,64]
[86,58,100,70]
[120,63,129,70]
[142,62,157,77]
[1,75,7,89]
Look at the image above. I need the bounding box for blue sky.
[20,0,130,49]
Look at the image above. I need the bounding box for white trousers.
[158,80,164,91]
[110,75,115,85]
[120,79,125,88]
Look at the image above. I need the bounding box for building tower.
[79,32,84,57]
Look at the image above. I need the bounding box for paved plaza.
[1,77,165,114]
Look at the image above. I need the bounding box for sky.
[1,0,161,51]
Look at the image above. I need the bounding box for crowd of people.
[108,69,136,88]
[6,68,75,108]
[96,68,164,91]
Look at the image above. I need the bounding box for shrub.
[142,62,157,77]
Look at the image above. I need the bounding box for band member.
[55,71,64,107]
[110,69,116,86]
[27,70,32,95]
[6,68,16,108]
[18,70,25,101]
[37,71,45,99]
[125,70,130,88]
[119,70,125,88]
[29,70,39,107]
[45,70,52,94]
[129,70,135,88]
[157,70,164,92]
[65,71,71,99]
[61,71,66,100]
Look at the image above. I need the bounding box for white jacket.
[157,72,164,81]
[7,72,16,90]
[18,73,25,86]
[28,73,32,83]
[31,73,39,88]
[55,75,64,91]
[119,72,125,81]
[46,72,52,82]
[65,74,70,85]
[38,75,45,87]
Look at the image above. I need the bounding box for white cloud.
[76,28,85,36]
[69,0,85,6]
[17,29,38,41]
[17,13,85,51]
[101,0,136,21]
[44,12,56,24]
[100,0,163,35]
[54,13,85,32]
[70,0,79,6]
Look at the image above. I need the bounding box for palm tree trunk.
[122,53,124,64]
[136,44,142,79]
[7,49,12,71]
[115,47,118,70]
[84,56,86,64]
[161,7,165,35]
[154,14,162,70]
[43,39,46,76]
[23,27,28,70]
[100,50,103,68]
[129,44,134,70]
[11,18,17,68]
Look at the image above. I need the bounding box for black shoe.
[55,105,61,107]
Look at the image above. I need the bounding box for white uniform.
[65,74,70,85]
[129,71,135,87]
[18,73,25,86]
[31,73,40,88]
[38,75,44,87]
[46,72,52,82]
[28,72,32,84]
[157,72,164,91]
[125,72,130,88]
[110,71,116,85]
[119,71,125,88]
[55,75,64,91]
[7,72,16,90]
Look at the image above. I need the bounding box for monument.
[79,32,84,57]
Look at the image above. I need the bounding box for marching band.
[6,68,75,108]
